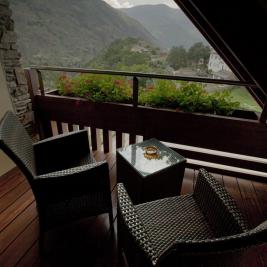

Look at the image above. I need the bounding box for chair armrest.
[117,183,158,266]
[158,221,267,263]
[33,161,110,204]
[34,129,92,174]
[193,168,248,236]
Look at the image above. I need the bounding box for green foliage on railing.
[56,74,240,116]
[139,80,240,115]
[57,74,132,103]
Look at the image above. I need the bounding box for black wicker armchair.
[118,168,267,267]
[0,111,113,242]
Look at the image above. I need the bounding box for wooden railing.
[24,67,267,181]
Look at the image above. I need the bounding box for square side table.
[116,138,186,204]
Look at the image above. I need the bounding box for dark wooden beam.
[259,102,267,123]
[174,0,267,106]
[34,94,267,158]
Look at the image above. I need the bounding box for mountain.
[121,4,208,50]
[10,0,157,67]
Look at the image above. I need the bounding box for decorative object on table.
[144,145,160,160]
[116,138,186,204]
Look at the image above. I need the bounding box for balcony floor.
[1,150,267,267]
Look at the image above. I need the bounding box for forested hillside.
[121,4,208,49]
[10,0,156,66]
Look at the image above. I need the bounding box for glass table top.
[117,138,186,177]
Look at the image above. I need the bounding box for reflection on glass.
[118,139,184,177]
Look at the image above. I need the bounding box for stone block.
[19,111,33,126]
[0,6,11,17]
[14,67,27,85]
[3,50,20,59]
[0,43,10,49]
[0,0,9,7]
[11,44,18,50]
[1,31,17,43]
[7,80,17,88]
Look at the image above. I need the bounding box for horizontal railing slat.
[29,66,257,88]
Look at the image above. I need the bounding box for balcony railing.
[24,66,267,181]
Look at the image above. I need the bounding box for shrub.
[56,73,132,103]
[139,80,178,108]
[211,90,240,116]
[175,82,213,112]
[139,80,240,115]
[56,74,240,116]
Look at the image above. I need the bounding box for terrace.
[1,65,267,266]
[1,0,267,266]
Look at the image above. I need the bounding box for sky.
[103,0,178,9]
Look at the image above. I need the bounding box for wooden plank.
[56,121,63,134]
[0,180,30,213]
[24,69,40,101]
[259,102,267,123]
[0,218,39,267]
[237,178,263,228]
[211,173,224,186]
[0,190,35,232]
[0,202,37,254]
[116,132,122,149]
[68,123,74,132]
[173,147,267,173]
[91,127,97,151]
[129,134,136,145]
[185,161,267,182]
[0,169,25,199]
[15,241,40,267]
[0,168,21,187]
[103,129,109,153]
[252,180,267,220]
[132,76,139,108]
[109,163,117,192]
[34,95,267,158]
[223,175,252,228]
[181,168,195,195]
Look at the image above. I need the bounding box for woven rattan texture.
[0,111,35,175]
[36,161,103,179]
[117,183,158,265]
[136,194,214,257]
[44,191,110,227]
[194,169,249,236]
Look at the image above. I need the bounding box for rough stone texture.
[0,0,32,127]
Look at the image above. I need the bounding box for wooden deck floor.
[1,150,267,267]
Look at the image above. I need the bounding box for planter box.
[47,90,259,120]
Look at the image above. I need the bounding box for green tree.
[166,46,187,70]
[187,42,210,66]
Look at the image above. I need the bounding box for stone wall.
[0,0,32,127]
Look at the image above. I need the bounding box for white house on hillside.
[208,48,235,79]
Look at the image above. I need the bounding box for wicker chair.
[0,111,113,243]
[117,168,267,267]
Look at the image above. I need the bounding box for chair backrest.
[193,168,249,237]
[0,111,36,179]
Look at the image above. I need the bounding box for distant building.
[208,48,234,79]
[131,45,149,53]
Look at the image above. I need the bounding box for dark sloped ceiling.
[175,0,267,106]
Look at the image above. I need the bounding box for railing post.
[24,68,52,139]
[37,70,45,96]
[259,101,267,123]
[133,76,139,108]
[24,68,41,101]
